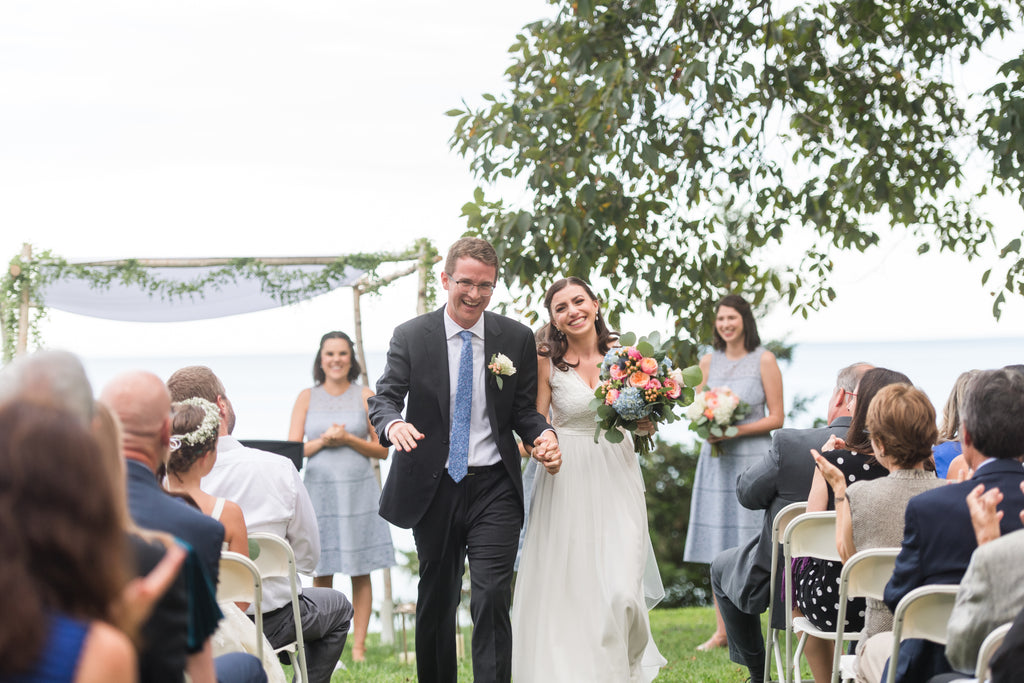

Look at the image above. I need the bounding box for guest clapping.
[288,331,395,663]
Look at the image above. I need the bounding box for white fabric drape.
[38,265,364,322]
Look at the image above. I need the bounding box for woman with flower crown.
[167,397,287,683]
[511,277,666,682]
[684,293,784,652]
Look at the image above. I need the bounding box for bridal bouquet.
[686,387,751,457]
[589,332,702,456]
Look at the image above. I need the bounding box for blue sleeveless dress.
[2,614,88,682]
[683,347,772,564]
[303,383,395,576]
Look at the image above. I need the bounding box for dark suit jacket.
[368,307,552,529]
[883,457,1024,683]
[716,417,850,627]
[131,534,189,683]
[125,459,225,586]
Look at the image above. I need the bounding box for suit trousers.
[260,587,353,683]
[413,465,522,683]
[711,551,766,681]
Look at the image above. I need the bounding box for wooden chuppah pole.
[16,243,32,357]
[352,283,396,646]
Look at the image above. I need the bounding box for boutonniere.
[488,353,517,389]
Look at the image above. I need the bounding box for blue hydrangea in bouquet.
[588,331,703,455]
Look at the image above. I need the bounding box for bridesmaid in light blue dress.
[684,294,784,652]
[289,331,394,662]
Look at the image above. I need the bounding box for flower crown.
[171,397,221,450]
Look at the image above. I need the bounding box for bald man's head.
[100,371,172,469]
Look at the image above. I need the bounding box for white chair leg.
[793,631,809,683]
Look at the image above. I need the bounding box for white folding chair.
[764,501,807,683]
[829,548,900,683]
[974,621,1012,680]
[249,532,309,683]
[217,551,265,662]
[886,584,960,683]
[783,511,840,683]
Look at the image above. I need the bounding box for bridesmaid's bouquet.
[686,387,751,457]
[589,332,702,456]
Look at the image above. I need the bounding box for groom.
[369,237,560,683]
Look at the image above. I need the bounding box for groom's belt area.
[452,463,504,476]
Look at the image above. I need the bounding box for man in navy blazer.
[103,371,264,683]
[882,368,1024,683]
[711,362,870,683]
[369,238,559,683]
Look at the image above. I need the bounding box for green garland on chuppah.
[1,239,439,361]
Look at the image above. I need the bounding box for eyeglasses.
[448,277,495,295]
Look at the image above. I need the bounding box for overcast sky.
[2,0,1022,358]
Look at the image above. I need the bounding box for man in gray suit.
[710,362,872,683]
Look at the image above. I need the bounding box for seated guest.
[795,367,909,683]
[0,403,137,682]
[102,370,265,683]
[167,397,286,683]
[813,383,943,683]
[930,481,1024,678]
[711,362,871,683]
[168,366,353,683]
[882,368,1024,683]
[0,350,200,683]
[933,370,979,479]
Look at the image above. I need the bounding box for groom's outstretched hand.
[532,431,561,474]
[388,421,425,452]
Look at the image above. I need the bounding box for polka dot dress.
[794,450,888,632]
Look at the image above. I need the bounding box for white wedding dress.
[512,363,666,682]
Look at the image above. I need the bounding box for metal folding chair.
[783,511,841,683]
[886,584,960,683]
[829,548,900,683]
[249,532,309,683]
[764,502,807,683]
[975,621,1012,680]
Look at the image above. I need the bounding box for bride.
[512,277,666,682]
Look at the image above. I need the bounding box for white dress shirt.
[205,435,321,612]
[443,306,502,468]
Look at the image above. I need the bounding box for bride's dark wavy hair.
[537,277,618,372]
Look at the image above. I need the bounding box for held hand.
[966,483,1004,546]
[114,542,187,633]
[533,432,561,474]
[812,450,846,496]
[821,435,847,452]
[388,421,425,452]
[635,418,657,437]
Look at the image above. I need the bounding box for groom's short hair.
[166,365,226,404]
[445,237,499,276]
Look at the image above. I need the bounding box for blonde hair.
[937,370,981,443]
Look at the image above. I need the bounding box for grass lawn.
[314,606,768,682]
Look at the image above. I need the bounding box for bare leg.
[697,595,729,651]
[350,574,372,662]
[313,575,334,589]
[801,633,834,683]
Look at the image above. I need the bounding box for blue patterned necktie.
[449,330,473,483]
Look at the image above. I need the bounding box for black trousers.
[412,465,522,683]
[711,550,767,682]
